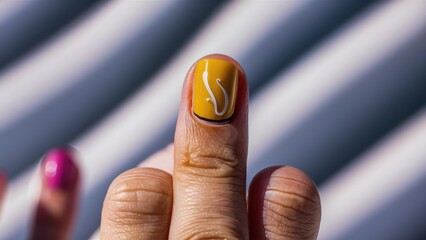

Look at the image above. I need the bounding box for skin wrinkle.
[260,167,320,240]
[111,186,171,199]
[175,121,243,179]
[264,193,319,219]
[263,208,316,240]
[115,171,173,186]
[176,177,246,209]
[180,220,242,240]
[177,202,246,239]
[264,201,318,226]
[269,175,319,191]
[266,225,311,236]
[266,223,313,237]
[101,168,173,240]
[265,185,320,214]
[105,191,171,223]
[175,149,243,178]
[115,174,171,185]
[264,205,313,228]
[173,173,247,239]
[265,230,309,240]
[267,182,320,204]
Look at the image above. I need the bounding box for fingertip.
[249,165,321,208]
[270,166,321,204]
[41,147,79,190]
[180,53,248,126]
[175,53,249,173]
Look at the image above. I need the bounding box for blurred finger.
[248,166,321,240]
[31,147,80,240]
[0,173,7,213]
[171,54,249,239]
[100,168,173,240]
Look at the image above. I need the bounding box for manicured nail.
[193,58,238,122]
[42,147,78,190]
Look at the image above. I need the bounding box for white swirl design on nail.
[202,68,229,116]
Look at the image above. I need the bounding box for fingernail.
[42,147,78,190]
[193,58,238,122]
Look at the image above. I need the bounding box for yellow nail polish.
[193,58,238,122]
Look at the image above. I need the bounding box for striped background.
[0,1,425,239]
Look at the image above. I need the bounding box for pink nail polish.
[42,147,78,190]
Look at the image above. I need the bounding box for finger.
[89,144,175,240]
[0,173,7,213]
[248,166,321,240]
[100,168,173,240]
[171,54,249,239]
[31,147,80,240]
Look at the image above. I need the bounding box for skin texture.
[170,54,249,239]
[101,168,173,239]
[248,166,321,240]
[97,54,322,239]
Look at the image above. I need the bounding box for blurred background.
[0,1,425,239]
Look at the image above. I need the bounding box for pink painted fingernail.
[42,147,78,190]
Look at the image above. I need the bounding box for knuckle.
[175,125,245,178]
[177,219,245,240]
[263,167,321,240]
[173,198,248,239]
[103,168,172,226]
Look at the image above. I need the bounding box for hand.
[99,54,321,239]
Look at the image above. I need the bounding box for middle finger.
[171,54,249,239]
